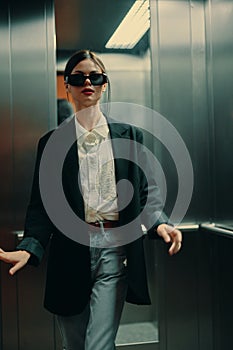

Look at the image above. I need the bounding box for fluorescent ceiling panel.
[105,0,150,49]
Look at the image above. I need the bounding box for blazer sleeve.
[17,133,55,265]
[136,128,169,238]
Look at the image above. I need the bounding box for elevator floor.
[116,322,158,346]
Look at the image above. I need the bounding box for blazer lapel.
[108,120,133,222]
[62,118,85,221]
[108,119,130,181]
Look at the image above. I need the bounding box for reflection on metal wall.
[204,0,233,222]
[150,0,233,225]
[150,0,210,223]
[0,1,57,349]
[149,1,233,349]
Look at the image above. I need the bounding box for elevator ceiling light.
[105,0,150,49]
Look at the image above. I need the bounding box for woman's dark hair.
[64,49,111,113]
[64,50,107,77]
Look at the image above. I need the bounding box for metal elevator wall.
[150,0,210,223]
[149,1,233,350]
[0,1,57,349]
[150,0,233,225]
[204,0,233,222]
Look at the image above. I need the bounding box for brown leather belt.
[87,221,119,230]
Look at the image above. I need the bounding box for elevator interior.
[0,0,233,349]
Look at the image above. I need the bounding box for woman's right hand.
[0,248,31,275]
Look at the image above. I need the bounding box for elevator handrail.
[200,223,233,238]
[177,223,199,231]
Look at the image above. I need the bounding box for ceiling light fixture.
[105,0,150,49]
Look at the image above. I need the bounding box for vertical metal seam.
[150,0,161,113]
[45,0,57,130]
[8,4,21,349]
[188,3,202,349]
[204,0,217,222]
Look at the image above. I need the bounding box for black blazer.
[17,117,167,316]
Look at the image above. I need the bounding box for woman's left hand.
[156,224,182,255]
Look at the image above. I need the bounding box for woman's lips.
[82,88,94,95]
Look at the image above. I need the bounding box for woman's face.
[66,58,107,111]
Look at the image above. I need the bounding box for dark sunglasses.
[65,73,108,87]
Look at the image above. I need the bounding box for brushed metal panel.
[189,1,212,222]
[0,1,57,350]
[205,0,233,221]
[10,3,57,348]
[0,3,18,350]
[10,1,57,229]
[0,233,19,350]
[157,1,198,222]
[149,2,211,350]
[150,0,212,224]
[0,3,13,229]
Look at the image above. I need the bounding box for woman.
[0,50,182,350]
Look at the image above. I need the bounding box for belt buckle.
[87,220,104,233]
[99,220,105,234]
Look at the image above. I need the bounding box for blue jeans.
[57,230,128,350]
